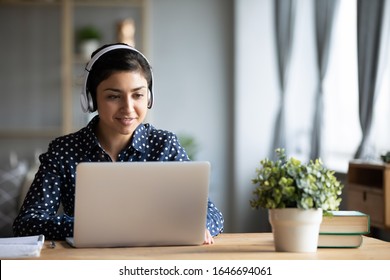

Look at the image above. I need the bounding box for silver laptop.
[66,161,210,248]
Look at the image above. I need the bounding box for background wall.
[232,0,277,232]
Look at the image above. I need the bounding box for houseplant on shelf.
[381,151,390,163]
[76,25,102,60]
[250,148,344,252]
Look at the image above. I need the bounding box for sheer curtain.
[354,0,386,159]
[271,0,296,159]
[370,0,390,158]
[309,0,340,160]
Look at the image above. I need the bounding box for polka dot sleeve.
[206,199,224,236]
[12,141,74,239]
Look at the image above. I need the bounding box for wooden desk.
[36,233,390,260]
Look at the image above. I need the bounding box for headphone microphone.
[80,44,154,113]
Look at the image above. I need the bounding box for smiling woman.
[13,43,224,245]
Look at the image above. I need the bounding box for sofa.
[0,155,38,237]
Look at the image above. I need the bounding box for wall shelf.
[0,0,149,157]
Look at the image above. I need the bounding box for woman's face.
[96,70,148,139]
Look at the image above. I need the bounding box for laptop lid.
[68,161,210,248]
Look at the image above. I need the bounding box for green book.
[319,211,370,234]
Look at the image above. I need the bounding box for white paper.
[0,235,45,258]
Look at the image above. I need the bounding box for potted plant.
[178,134,198,160]
[381,151,390,163]
[76,26,102,60]
[250,148,344,252]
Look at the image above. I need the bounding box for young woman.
[13,43,224,244]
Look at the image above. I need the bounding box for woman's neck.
[95,126,132,162]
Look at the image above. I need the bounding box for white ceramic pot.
[79,39,100,60]
[268,208,323,252]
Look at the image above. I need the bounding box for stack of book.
[318,210,370,248]
[0,235,45,258]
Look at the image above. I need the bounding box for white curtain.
[271,0,297,159]
[309,0,340,160]
[354,0,388,159]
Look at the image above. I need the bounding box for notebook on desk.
[66,161,210,248]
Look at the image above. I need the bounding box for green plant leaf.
[250,148,344,211]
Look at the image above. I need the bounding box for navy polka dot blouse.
[13,116,224,239]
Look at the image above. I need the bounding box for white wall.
[233,0,278,232]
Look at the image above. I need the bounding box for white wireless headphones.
[80,44,154,113]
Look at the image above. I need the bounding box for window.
[322,0,390,172]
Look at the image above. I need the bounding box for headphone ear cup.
[80,89,89,113]
[147,89,153,109]
[87,92,94,112]
[147,90,151,108]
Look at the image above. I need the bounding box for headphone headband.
[80,44,154,113]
